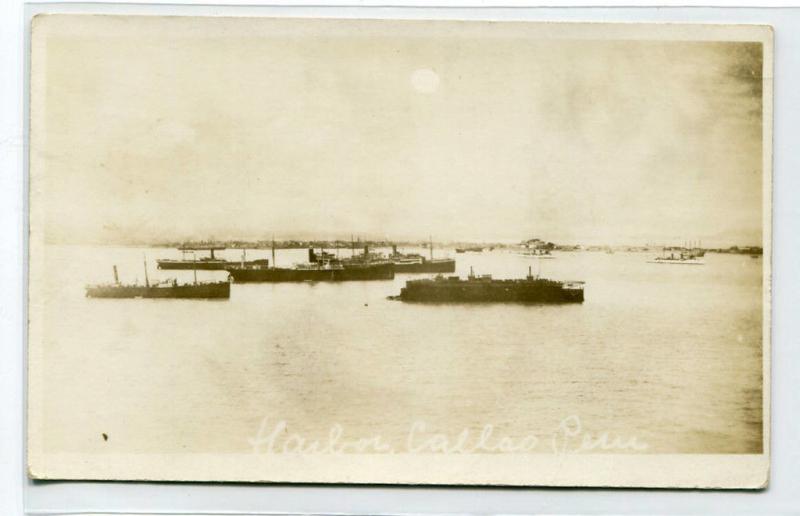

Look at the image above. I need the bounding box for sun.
[410,68,440,94]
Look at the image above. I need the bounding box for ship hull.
[399,280,583,303]
[227,264,394,282]
[393,259,456,273]
[86,282,230,299]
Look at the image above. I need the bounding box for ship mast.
[193,251,197,285]
[271,234,276,269]
[429,235,433,261]
[112,265,119,285]
[143,254,149,288]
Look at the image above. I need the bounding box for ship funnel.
[392,244,397,256]
[308,248,317,263]
[113,265,119,284]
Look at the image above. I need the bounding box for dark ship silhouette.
[392,267,584,303]
[86,261,230,299]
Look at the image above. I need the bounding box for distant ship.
[86,262,230,299]
[388,240,455,273]
[647,251,704,265]
[518,248,555,259]
[157,245,269,270]
[226,248,394,282]
[455,246,484,254]
[652,241,706,262]
[391,267,584,303]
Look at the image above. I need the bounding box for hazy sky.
[33,16,766,245]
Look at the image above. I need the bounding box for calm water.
[36,245,763,455]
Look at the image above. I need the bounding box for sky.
[32,16,766,246]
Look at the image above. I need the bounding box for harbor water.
[35,245,763,455]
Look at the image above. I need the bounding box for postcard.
[27,14,771,488]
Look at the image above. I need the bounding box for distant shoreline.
[41,240,764,255]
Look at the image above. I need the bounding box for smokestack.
[392,244,397,256]
[308,248,316,263]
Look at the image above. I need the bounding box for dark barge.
[393,267,584,303]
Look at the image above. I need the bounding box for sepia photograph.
[27,15,771,488]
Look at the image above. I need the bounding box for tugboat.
[157,245,269,270]
[391,266,584,303]
[86,259,230,299]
